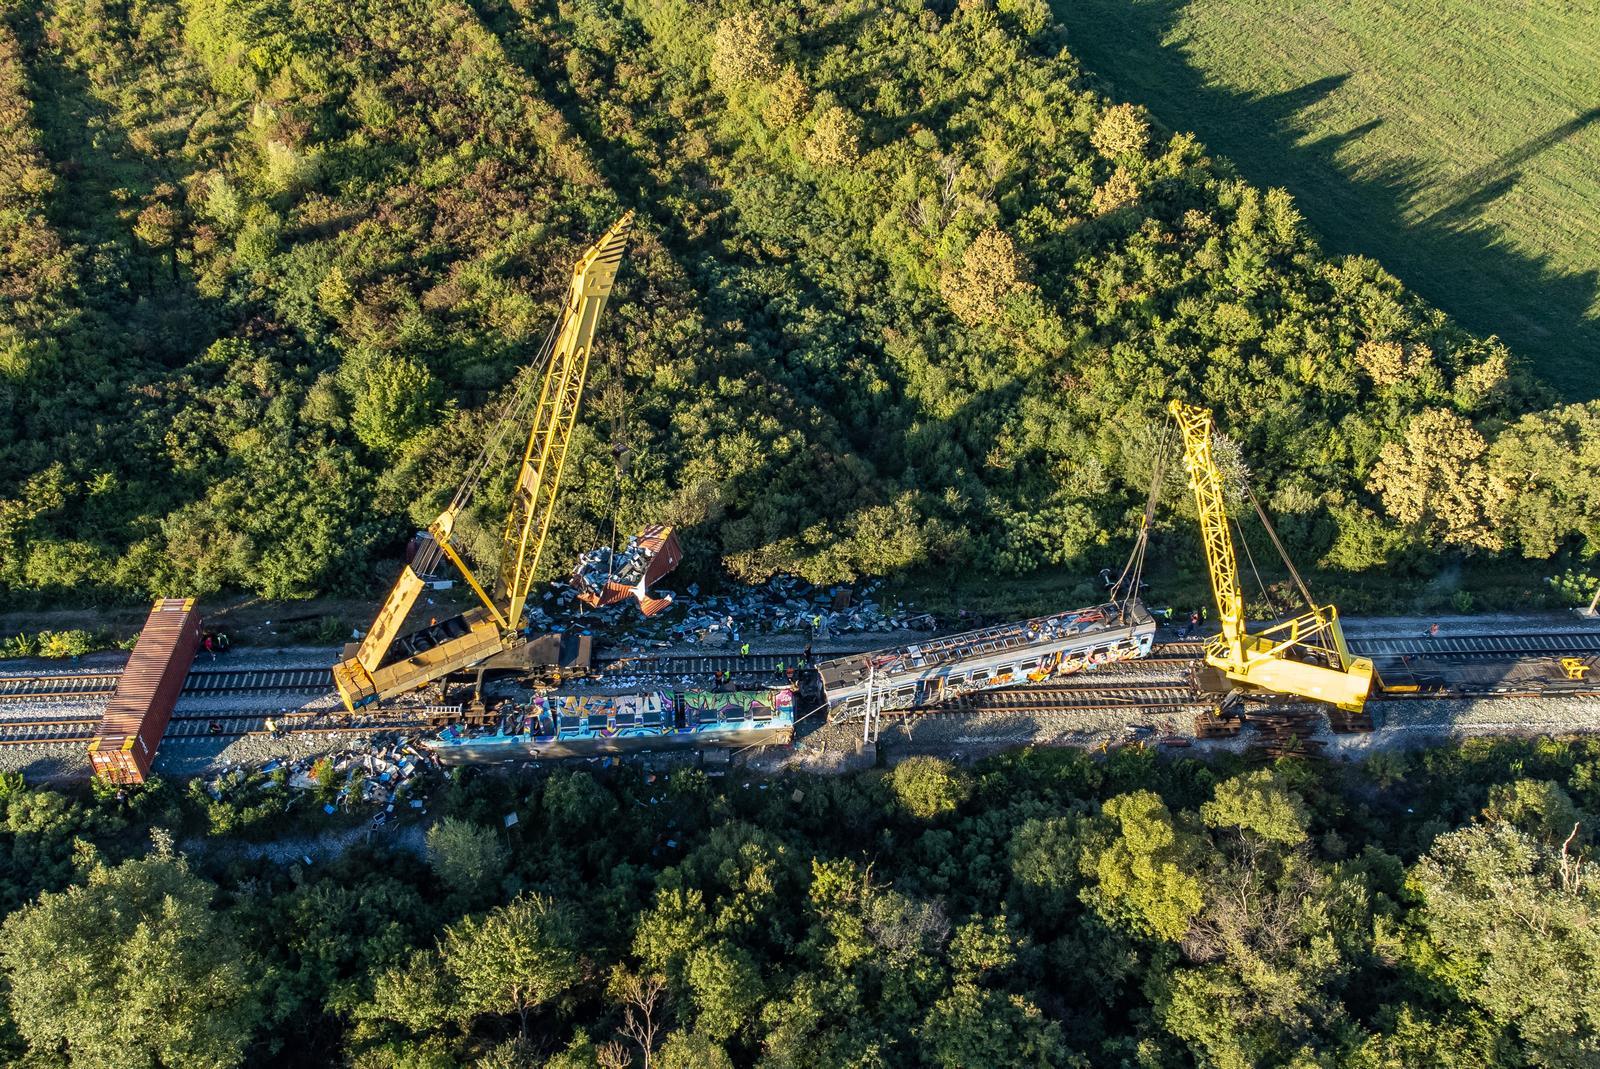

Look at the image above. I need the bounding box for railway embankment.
[0,612,1598,782]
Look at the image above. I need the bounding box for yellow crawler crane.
[1168,400,1376,713]
[333,213,634,712]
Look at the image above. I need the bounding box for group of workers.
[201,630,231,659]
[1150,606,1209,639]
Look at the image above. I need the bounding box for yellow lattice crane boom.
[1168,400,1376,713]
[333,212,634,711]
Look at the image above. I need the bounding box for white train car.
[817,601,1157,719]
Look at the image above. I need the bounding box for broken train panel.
[570,524,682,615]
[816,601,1156,719]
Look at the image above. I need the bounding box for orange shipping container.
[88,599,202,784]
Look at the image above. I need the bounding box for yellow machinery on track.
[333,214,633,712]
[1169,400,1377,713]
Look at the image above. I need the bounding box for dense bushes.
[0,740,1597,1064]
[0,0,1594,608]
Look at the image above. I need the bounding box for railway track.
[1,630,1596,751]
[1353,631,1600,659]
[0,674,120,700]
[0,666,337,703]
[872,676,1600,729]
[0,710,426,747]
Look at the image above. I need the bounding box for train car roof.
[816,600,1152,690]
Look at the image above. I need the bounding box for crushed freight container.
[570,524,682,616]
[88,598,203,784]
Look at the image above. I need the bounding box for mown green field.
[1059,0,1600,398]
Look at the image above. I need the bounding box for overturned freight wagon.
[88,598,203,784]
[571,523,682,616]
[817,600,1157,719]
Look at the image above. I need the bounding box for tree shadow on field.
[1055,0,1600,401]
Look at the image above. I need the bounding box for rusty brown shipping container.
[88,598,202,784]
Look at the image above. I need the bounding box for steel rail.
[0,709,427,747]
[0,666,337,703]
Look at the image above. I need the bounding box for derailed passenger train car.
[817,601,1157,719]
[421,687,795,763]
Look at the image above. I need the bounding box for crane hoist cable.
[1168,398,1376,712]
[412,317,563,582]
[1109,418,1171,616]
[332,211,635,712]
[601,329,632,591]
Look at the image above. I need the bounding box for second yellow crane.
[1169,400,1377,713]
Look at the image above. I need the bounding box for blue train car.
[421,687,796,763]
[817,600,1156,719]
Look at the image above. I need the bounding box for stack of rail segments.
[88,599,202,784]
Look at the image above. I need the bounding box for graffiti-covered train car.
[421,688,795,763]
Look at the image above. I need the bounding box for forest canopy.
[0,0,1596,606]
[0,740,1596,1065]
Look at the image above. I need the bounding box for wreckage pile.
[199,737,438,825]
[572,544,648,594]
[527,575,935,646]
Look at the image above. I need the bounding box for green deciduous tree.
[1090,102,1150,159]
[656,1029,734,1069]
[1369,408,1504,550]
[919,983,1067,1069]
[1201,770,1310,846]
[440,893,582,1037]
[888,757,973,821]
[1483,401,1600,558]
[709,13,778,88]
[425,816,508,896]
[343,348,444,456]
[1088,791,1206,940]
[1408,823,1600,1066]
[803,105,863,168]
[0,853,261,1068]
[940,229,1030,326]
[684,940,764,1041]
